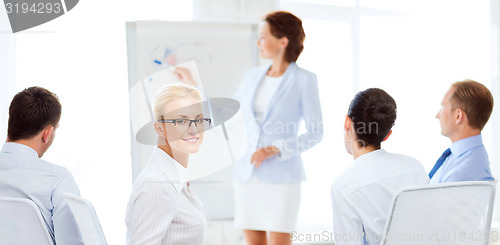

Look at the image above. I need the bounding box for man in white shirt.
[0,87,83,244]
[331,88,428,245]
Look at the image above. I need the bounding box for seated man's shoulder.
[452,146,491,171]
[332,152,426,196]
[457,146,489,163]
[331,164,372,197]
[443,152,493,182]
[385,151,422,165]
[379,152,426,174]
[31,158,73,177]
[34,159,79,191]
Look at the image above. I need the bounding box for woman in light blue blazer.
[233,11,323,245]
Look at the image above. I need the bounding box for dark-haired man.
[0,87,83,244]
[331,88,428,245]
[429,80,494,183]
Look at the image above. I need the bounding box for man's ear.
[455,108,465,125]
[382,130,392,142]
[41,125,54,143]
[344,116,351,132]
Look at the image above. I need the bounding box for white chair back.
[0,197,54,245]
[63,193,108,245]
[380,181,495,245]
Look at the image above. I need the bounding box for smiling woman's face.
[160,96,205,154]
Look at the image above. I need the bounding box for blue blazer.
[232,62,324,183]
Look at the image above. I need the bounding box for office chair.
[380,181,496,245]
[63,193,108,245]
[0,196,54,245]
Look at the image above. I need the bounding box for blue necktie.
[428,148,451,179]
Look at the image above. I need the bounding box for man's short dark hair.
[8,87,61,141]
[347,88,397,148]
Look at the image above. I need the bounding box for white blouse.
[253,75,283,123]
[126,147,205,245]
[330,149,429,245]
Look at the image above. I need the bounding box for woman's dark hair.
[347,88,397,148]
[8,86,61,141]
[264,11,305,62]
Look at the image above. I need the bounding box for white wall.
[491,0,500,221]
[194,0,278,21]
[0,5,16,143]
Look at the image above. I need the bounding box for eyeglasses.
[158,118,212,128]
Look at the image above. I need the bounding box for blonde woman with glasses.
[126,83,211,245]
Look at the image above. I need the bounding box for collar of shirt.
[151,147,190,193]
[450,134,483,158]
[1,142,38,158]
[353,148,386,165]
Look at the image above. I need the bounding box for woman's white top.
[253,75,283,123]
[126,147,205,245]
[330,149,428,245]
